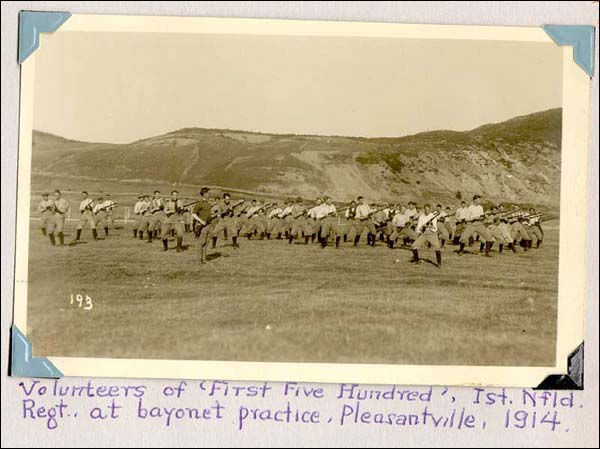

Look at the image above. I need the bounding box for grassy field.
[26,220,558,367]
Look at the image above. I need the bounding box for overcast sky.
[33,32,562,144]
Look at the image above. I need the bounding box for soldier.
[453,201,468,244]
[444,206,456,241]
[410,203,442,267]
[47,189,70,246]
[388,206,418,248]
[137,195,154,241]
[289,198,312,245]
[435,204,450,247]
[353,196,377,246]
[191,187,214,264]
[527,207,544,248]
[160,190,185,252]
[132,194,147,238]
[280,200,294,239]
[319,197,341,248]
[241,199,266,239]
[147,190,165,243]
[371,204,391,242]
[266,201,284,240]
[75,191,98,241]
[93,194,110,236]
[182,197,192,233]
[342,200,358,243]
[306,197,324,243]
[509,207,531,251]
[484,206,512,253]
[457,195,493,256]
[104,193,117,230]
[38,192,54,237]
[405,201,418,220]
[212,192,241,248]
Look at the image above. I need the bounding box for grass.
[26,221,558,367]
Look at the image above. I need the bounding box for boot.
[499,244,504,253]
[288,235,294,244]
[259,232,265,240]
[537,239,543,248]
[277,233,282,240]
[162,239,168,251]
[410,249,419,264]
[133,229,137,238]
[435,250,442,267]
[266,233,271,240]
[212,236,218,249]
[320,236,328,248]
[58,232,64,246]
[49,233,56,246]
[284,231,289,239]
[176,237,183,252]
[353,235,360,247]
[304,236,310,245]
[232,236,239,249]
[92,228,98,240]
[510,241,517,253]
[139,231,144,240]
[343,235,347,243]
[527,240,533,249]
[171,229,175,237]
[388,239,394,249]
[311,233,316,243]
[335,236,341,248]
[368,233,375,246]
[484,241,492,257]
[104,226,109,236]
[441,239,445,248]
[147,231,153,242]
[41,227,46,236]
[457,242,465,255]
[523,240,528,252]
[76,228,82,240]
[479,241,485,252]
[468,236,474,246]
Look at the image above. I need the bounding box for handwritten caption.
[16,380,579,432]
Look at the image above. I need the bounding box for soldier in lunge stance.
[38,192,54,237]
[319,197,341,248]
[526,207,544,248]
[353,196,377,246]
[47,189,70,246]
[266,202,284,240]
[410,204,442,267]
[93,194,110,237]
[160,190,185,252]
[75,191,98,241]
[456,195,494,256]
[212,192,241,248]
[148,190,165,241]
[289,198,312,245]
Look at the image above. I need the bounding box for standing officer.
[192,187,214,263]
[75,191,97,241]
[160,190,185,252]
[132,194,147,238]
[38,192,54,237]
[149,190,165,239]
[103,193,117,230]
[47,189,70,246]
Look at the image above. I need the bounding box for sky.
[33,31,562,144]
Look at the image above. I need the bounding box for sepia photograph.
[12,16,591,385]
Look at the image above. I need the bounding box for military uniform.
[93,200,110,236]
[38,197,54,236]
[213,200,241,243]
[353,203,377,246]
[241,206,266,238]
[47,197,70,245]
[318,203,340,247]
[76,197,97,240]
[458,203,493,255]
[192,195,214,262]
[411,212,442,266]
[388,212,418,247]
[149,197,165,236]
[510,212,531,250]
[161,198,185,251]
[266,206,284,239]
[132,198,148,237]
[289,204,312,244]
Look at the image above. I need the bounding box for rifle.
[247,203,273,219]
[95,202,119,213]
[417,211,441,233]
[220,199,245,218]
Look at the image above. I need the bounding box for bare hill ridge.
[32,108,561,205]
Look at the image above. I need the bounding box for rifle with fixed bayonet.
[219,200,245,218]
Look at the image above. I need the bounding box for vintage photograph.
[12,16,589,384]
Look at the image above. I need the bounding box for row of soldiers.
[38,188,550,267]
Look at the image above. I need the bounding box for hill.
[31,108,562,206]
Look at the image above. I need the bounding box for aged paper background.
[1,1,598,447]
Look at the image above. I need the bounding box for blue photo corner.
[543,24,596,77]
[18,10,71,64]
[11,325,63,378]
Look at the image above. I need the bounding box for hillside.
[32,108,562,205]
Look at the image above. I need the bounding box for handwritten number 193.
[70,293,93,310]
